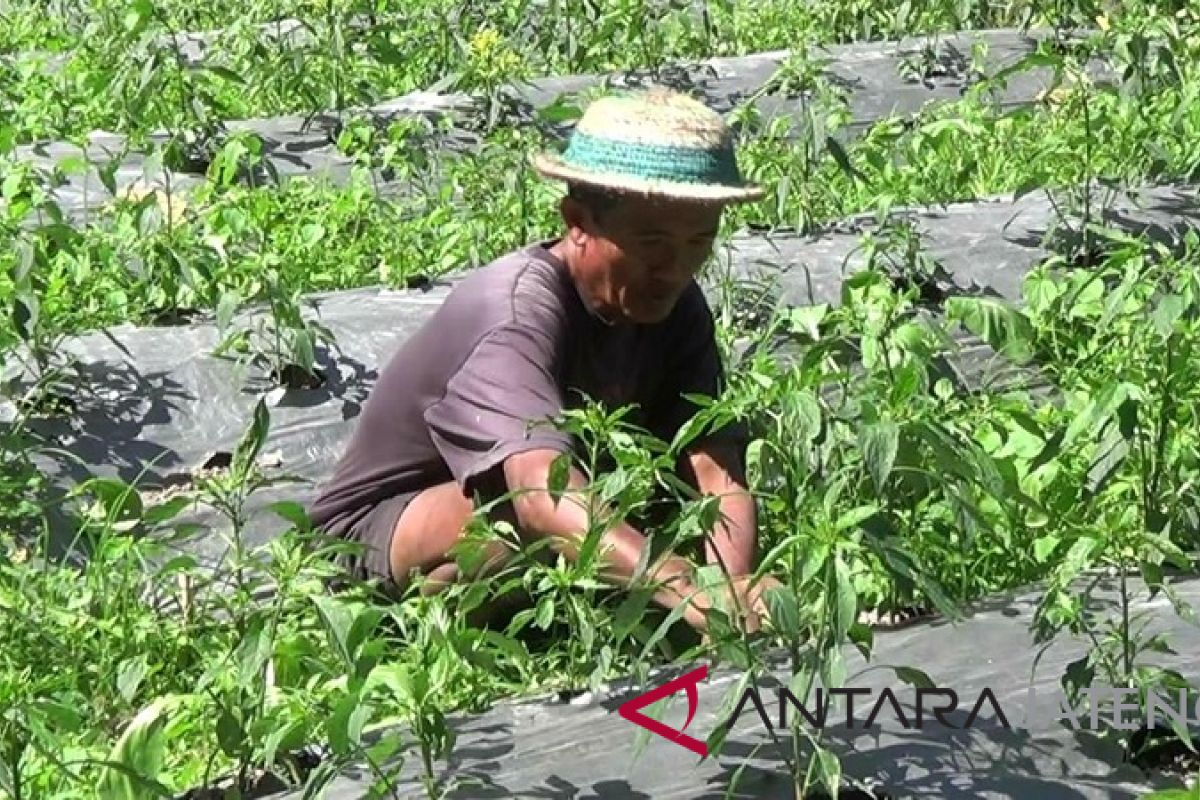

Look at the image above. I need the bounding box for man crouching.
[309,88,778,634]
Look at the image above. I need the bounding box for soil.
[273,363,326,390]
[151,306,205,326]
[179,748,324,799]
[139,449,283,506]
[807,786,894,799]
[1128,724,1200,781]
[179,770,289,799]
[858,603,937,629]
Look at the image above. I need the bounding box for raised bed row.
[15,180,1199,571]
[263,572,1200,799]
[6,27,1111,228]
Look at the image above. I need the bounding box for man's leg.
[386,481,539,626]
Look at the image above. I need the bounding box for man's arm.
[684,437,758,577]
[501,448,717,631]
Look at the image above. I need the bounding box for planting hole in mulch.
[858,603,936,629]
[200,451,233,472]
[272,363,326,390]
[150,306,204,326]
[1128,723,1200,779]
[180,746,325,799]
[887,270,947,305]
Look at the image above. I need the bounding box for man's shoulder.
[445,242,574,329]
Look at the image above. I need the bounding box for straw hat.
[532,88,765,204]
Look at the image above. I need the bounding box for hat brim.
[532,152,766,205]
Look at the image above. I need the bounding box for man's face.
[567,193,724,325]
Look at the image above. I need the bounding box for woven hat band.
[560,130,744,187]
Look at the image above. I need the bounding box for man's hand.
[499,446,777,637]
[501,448,714,624]
[720,573,782,635]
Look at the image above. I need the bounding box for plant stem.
[421,736,437,799]
[9,737,22,800]
[1120,558,1132,686]
[1081,63,1093,261]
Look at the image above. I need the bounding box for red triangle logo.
[618,664,709,757]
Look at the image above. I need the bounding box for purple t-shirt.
[308,240,743,531]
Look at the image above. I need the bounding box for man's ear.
[560,196,593,245]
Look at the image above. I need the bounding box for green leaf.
[33,699,83,733]
[547,452,571,505]
[204,64,247,84]
[799,540,830,585]
[832,555,857,643]
[1152,293,1187,337]
[1062,536,1103,578]
[117,657,149,704]
[237,619,272,685]
[329,692,370,754]
[97,697,181,798]
[705,671,755,760]
[141,146,163,187]
[1062,655,1095,699]
[1085,420,1132,497]
[1137,789,1200,800]
[765,584,801,637]
[11,239,34,284]
[534,596,555,630]
[1063,382,1130,455]
[346,607,385,669]
[638,593,697,663]
[787,390,824,444]
[859,421,899,492]
[825,135,864,182]
[216,290,240,333]
[143,495,192,526]
[299,223,326,248]
[1034,535,1061,563]
[835,505,881,533]
[758,532,806,575]
[1142,533,1192,571]
[313,595,356,666]
[848,621,873,658]
[945,296,1034,363]
[231,398,271,480]
[81,477,144,524]
[260,719,305,769]
[292,328,316,374]
[537,98,583,124]
[613,589,653,641]
[216,705,243,757]
[271,500,311,530]
[787,305,828,340]
[347,700,372,750]
[814,747,842,797]
[1141,560,1165,595]
[892,665,935,689]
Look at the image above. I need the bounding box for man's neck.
[549,238,621,327]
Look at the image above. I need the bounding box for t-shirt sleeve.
[423,320,574,491]
[657,285,750,450]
